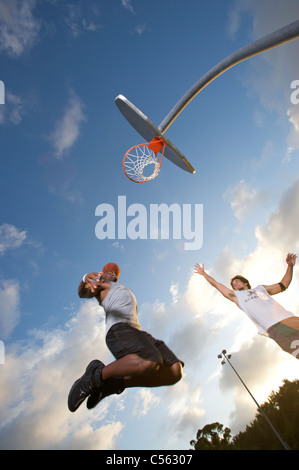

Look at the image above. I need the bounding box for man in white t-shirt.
[194,253,299,359]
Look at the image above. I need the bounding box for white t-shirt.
[235,285,294,335]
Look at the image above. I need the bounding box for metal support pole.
[159,20,299,133]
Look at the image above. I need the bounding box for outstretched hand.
[286,253,297,267]
[194,263,205,275]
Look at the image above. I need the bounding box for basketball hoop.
[123,136,166,183]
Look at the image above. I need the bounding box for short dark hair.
[230,275,251,289]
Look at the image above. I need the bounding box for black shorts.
[106,322,183,367]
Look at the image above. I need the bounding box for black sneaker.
[86,377,125,409]
[68,360,104,412]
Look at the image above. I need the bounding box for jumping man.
[68,263,183,412]
[194,253,299,359]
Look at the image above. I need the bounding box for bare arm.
[78,272,98,298]
[194,264,238,304]
[263,253,297,295]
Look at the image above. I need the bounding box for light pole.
[218,349,290,451]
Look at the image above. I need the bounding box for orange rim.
[123,136,166,183]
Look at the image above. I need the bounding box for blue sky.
[1,0,299,450]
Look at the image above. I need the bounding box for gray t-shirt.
[99,282,142,334]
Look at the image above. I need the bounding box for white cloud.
[223,180,268,221]
[134,24,149,36]
[169,282,179,304]
[0,223,27,255]
[48,186,85,205]
[0,91,25,125]
[256,178,299,252]
[228,0,299,157]
[65,3,101,38]
[121,0,135,15]
[231,0,299,41]
[0,300,124,450]
[164,376,205,441]
[133,389,160,417]
[0,279,20,339]
[0,0,40,57]
[213,179,299,293]
[250,141,277,170]
[287,104,299,150]
[50,91,86,158]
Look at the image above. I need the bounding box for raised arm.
[78,271,112,301]
[194,264,238,304]
[78,272,98,298]
[263,253,297,295]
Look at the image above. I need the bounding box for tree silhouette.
[190,422,233,450]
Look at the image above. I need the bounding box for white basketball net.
[123,141,165,183]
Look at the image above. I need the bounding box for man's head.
[99,263,120,283]
[100,271,118,283]
[230,275,251,291]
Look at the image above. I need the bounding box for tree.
[190,422,233,450]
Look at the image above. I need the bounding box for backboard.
[115,95,195,174]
